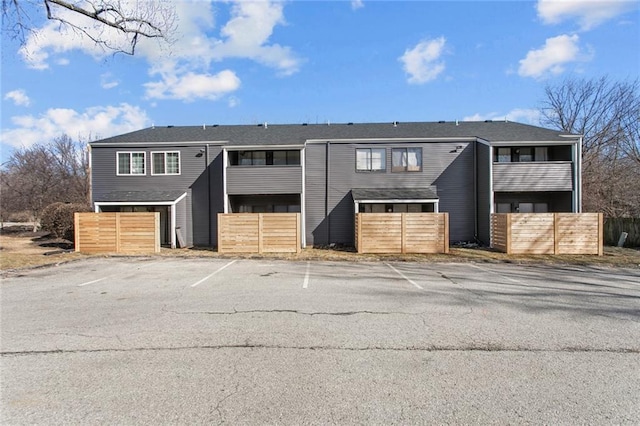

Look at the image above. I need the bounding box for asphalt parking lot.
[2,257,639,424]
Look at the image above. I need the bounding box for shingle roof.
[90,121,579,146]
[95,190,186,203]
[352,188,439,201]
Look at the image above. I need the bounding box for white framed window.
[392,147,421,172]
[117,152,146,175]
[356,148,386,172]
[151,151,180,175]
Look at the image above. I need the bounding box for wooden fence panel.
[218,213,300,254]
[556,213,603,255]
[511,213,555,255]
[356,213,449,254]
[491,214,509,253]
[491,213,603,255]
[75,212,160,254]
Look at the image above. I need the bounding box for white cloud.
[0,103,150,149]
[399,37,447,84]
[352,0,364,10]
[518,34,589,78]
[19,0,301,89]
[463,108,542,125]
[144,69,241,102]
[537,0,637,30]
[100,73,120,90]
[18,4,128,70]
[4,90,31,107]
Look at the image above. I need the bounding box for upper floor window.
[392,148,421,172]
[152,152,180,175]
[117,152,145,175]
[356,148,386,172]
[229,150,300,166]
[495,146,556,162]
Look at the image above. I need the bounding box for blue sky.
[1,0,638,160]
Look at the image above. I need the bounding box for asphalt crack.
[2,344,638,357]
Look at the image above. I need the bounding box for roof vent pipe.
[456,120,459,126]
[264,122,268,129]
[393,121,398,127]
[203,124,205,130]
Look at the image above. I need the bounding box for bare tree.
[540,76,640,217]
[2,0,176,55]
[0,135,90,231]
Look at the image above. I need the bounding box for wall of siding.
[304,140,476,246]
[226,166,302,195]
[305,144,328,246]
[476,143,491,245]
[91,144,221,247]
[493,162,573,192]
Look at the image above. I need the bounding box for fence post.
[506,214,512,254]
[296,213,301,254]
[443,213,450,254]
[553,213,560,254]
[598,213,604,256]
[401,213,406,254]
[115,213,121,253]
[258,213,264,254]
[74,213,80,252]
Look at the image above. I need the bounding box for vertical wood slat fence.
[218,213,301,254]
[491,213,603,255]
[75,212,160,254]
[355,213,449,254]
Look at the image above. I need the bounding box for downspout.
[326,141,331,244]
[206,144,211,247]
[576,137,583,213]
[473,140,478,242]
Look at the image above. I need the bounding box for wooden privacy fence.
[355,213,449,254]
[491,213,603,255]
[218,213,301,254]
[604,217,640,247]
[75,212,160,254]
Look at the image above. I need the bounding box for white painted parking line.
[77,261,160,287]
[385,263,423,290]
[302,261,310,289]
[469,263,524,284]
[77,277,108,287]
[190,260,237,288]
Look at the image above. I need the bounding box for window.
[517,147,534,162]
[497,148,511,163]
[152,152,180,175]
[356,148,386,171]
[229,150,301,166]
[117,152,145,175]
[392,148,421,172]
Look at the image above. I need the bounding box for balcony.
[226,166,303,195]
[493,161,573,192]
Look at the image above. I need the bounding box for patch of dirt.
[0,232,85,272]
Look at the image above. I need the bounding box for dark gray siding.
[91,144,220,247]
[305,140,476,246]
[493,162,573,192]
[226,166,302,195]
[476,143,491,245]
[305,144,328,246]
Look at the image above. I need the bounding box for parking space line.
[77,277,108,287]
[385,263,423,290]
[190,260,237,288]
[302,261,310,289]
[77,261,160,287]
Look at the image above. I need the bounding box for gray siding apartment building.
[89,121,582,248]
